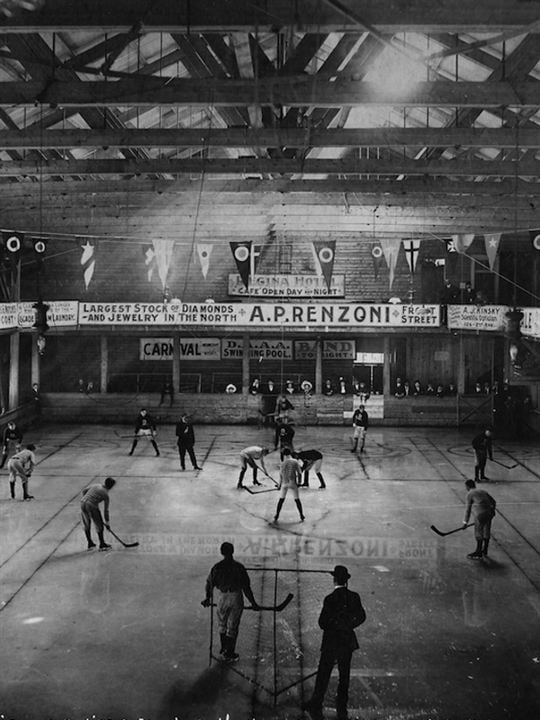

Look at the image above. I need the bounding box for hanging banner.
[221,338,293,359]
[529,230,540,251]
[17,300,79,328]
[79,301,440,328]
[521,308,540,339]
[152,239,175,290]
[230,241,252,289]
[197,243,213,279]
[142,245,156,282]
[451,233,475,253]
[402,239,421,274]
[312,240,336,290]
[139,337,221,361]
[447,304,508,332]
[80,241,96,290]
[228,274,345,297]
[294,339,356,360]
[379,237,401,289]
[484,233,501,271]
[0,303,18,329]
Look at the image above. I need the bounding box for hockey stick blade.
[430,522,474,537]
[492,458,518,470]
[107,527,139,548]
[205,592,294,612]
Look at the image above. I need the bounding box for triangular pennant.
[152,239,175,290]
[312,239,336,290]
[402,239,421,274]
[529,229,540,251]
[230,241,251,288]
[197,242,213,279]
[80,241,96,291]
[451,233,475,254]
[484,233,501,271]
[379,237,402,289]
[142,245,156,282]
[371,243,383,279]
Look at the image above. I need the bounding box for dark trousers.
[310,646,353,714]
[178,443,197,469]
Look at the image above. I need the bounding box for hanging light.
[0,0,44,17]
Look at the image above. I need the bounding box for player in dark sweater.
[294,449,326,488]
[1,421,23,468]
[472,428,493,481]
[128,408,160,456]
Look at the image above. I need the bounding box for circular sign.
[34,240,46,254]
[6,235,21,253]
[234,245,250,262]
[318,247,334,264]
[372,245,383,259]
[533,234,540,251]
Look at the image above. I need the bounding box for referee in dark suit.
[303,565,366,720]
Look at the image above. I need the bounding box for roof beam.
[1,0,539,34]
[3,78,540,108]
[1,127,539,150]
[1,156,539,177]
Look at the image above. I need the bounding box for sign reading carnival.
[78,302,440,328]
[228,274,345,297]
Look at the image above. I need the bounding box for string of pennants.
[3,229,540,293]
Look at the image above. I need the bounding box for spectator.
[323,379,335,397]
[394,378,406,398]
[249,378,261,395]
[338,377,347,395]
[412,380,422,396]
[285,379,296,395]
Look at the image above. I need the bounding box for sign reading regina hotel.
[78,302,440,327]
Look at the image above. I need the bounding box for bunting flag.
[379,237,402,289]
[530,229,540,251]
[484,233,501,271]
[1,231,23,260]
[371,243,383,279]
[230,241,251,288]
[402,239,421,274]
[312,239,336,290]
[32,237,47,271]
[450,233,475,254]
[152,239,175,290]
[32,238,47,255]
[80,241,96,290]
[197,242,213,279]
[142,245,156,282]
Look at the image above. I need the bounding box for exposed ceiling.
[0,0,539,242]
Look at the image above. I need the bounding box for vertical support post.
[100,335,108,393]
[273,569,278,707]
[31,334,40,388]
[8,331,19,410]
[383,336,391,397]
[315,337,322,395]
[173,333,180,392]
[242,333,250,395]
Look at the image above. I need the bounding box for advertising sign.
[228,273,345,297]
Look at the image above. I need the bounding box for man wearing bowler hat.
[303,565,366,720]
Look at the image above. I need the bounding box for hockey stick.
[492,458,518,470]
[255,464,279,487]
[204,592,293,612]
[107,526,139,548]
[430,522,474,537]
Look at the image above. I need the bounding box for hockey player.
[351,404,369,453]
[80,477,116,551]
[237,446,270,488]
[7,443,36,500]
[273,448,304,523]
[463,479,496,559]
[294,449,326,488]
[128,408,160,456]
[1,420,23,468]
